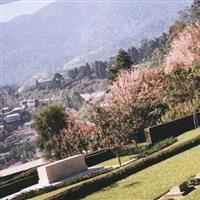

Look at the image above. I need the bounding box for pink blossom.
[165,20,200,73]
[106,66,164,112]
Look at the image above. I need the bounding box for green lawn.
[82,129,200,200]
[31,128,200,200]
[176,128,200,143]
[184,187,200,200]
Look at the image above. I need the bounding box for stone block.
[37,154,88,185]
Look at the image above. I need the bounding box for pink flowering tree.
[165,20,200,73]
[95,66,168,151]
[106,67,165,113]
[164,20,200,128]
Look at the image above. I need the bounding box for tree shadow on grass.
[101,183,118,192]
[123,181,141,188]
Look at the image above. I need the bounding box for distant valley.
[1,0,192,84]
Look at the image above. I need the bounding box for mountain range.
[1,0,192,84]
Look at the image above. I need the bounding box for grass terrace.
[11,128,200,200]
[175,127,200,144]
[82,128,200,200]
[184,187,200,200]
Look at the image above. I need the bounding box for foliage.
[33,104,94,160]
[187,176,200,187]
[65,91,85,110]
[192,0,200,19]
[124,2,199,69]
[165,20,200,73]
[106,67,165,111]
[127,47,140,64]
[96,67,168,149]
[164,65,200,127]
[115,49,133,70]
[58,118,93,157]
[137,137,177,158]
[33,104,67,159]
[126,33,169,67]
[67,62,107,80]
[0,141,37,170]
[107,49,132,81]
[78,104,96,122]
[53,73,65,88]
[91,61,108,79]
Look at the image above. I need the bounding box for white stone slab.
[37,154,88,185]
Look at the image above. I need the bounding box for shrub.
[188,176,200,187]
[137,137,177,158]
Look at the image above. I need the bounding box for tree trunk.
[190,100,198,129]
[193,109,199,128]
[116,154,122,167]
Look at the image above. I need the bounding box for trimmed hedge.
[0,168,37,187]
[85,149,115,166]
[0,169,38,198]
[0,170,23,183]
[47,135,200,200]
[145,112,200,144]
[11,168,113,200]
[137,137,177,158]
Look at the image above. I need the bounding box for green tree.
[53,73,65,88]
[115,48,133,70]
[33,104,67,159]
[33,104,92,160]
[165,65,200,128]
[107,49,132,81]
[192,0,200,19]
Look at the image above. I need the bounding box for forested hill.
[2,1,192,84]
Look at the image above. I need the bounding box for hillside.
[1,0,192,84]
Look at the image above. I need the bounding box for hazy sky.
[0,0,56,22]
